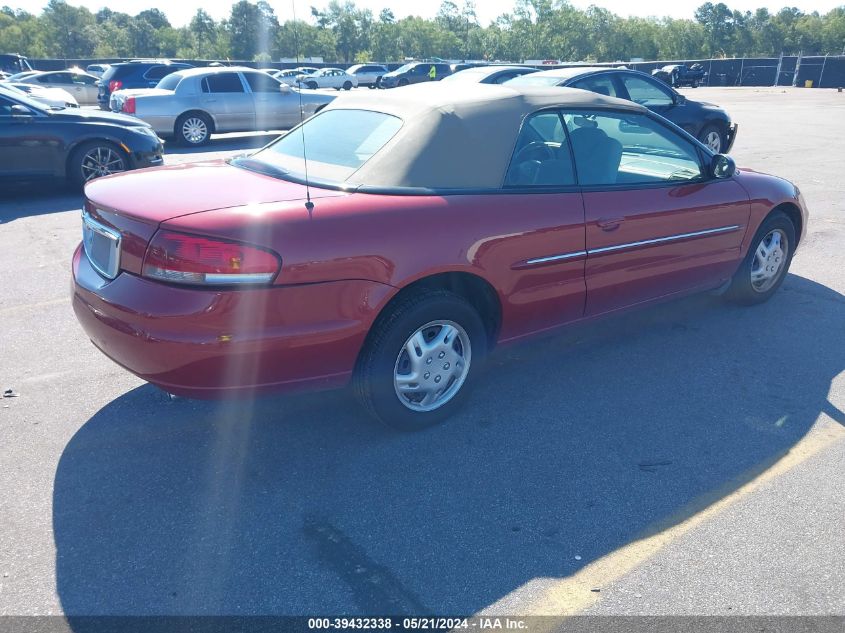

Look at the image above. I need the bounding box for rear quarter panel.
[160,190,588,341]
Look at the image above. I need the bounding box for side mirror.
[279,83,291,94]
[711,153,736,179]
[675,94,686,105]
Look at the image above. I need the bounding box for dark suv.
[379,62,452,88]
[97,60,193,110]
[0,53,32,75]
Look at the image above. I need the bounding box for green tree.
[189,9,218,59]
[42,0,96,57]
[694,2,736,56]
[228,0,276,60]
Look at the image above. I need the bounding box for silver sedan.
[19,70,99,106]
[110,66,337,146]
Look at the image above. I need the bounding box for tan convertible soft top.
[322,83,647,189]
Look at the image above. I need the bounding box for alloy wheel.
[751,229,788,293]
[182,117,208,144]
[704,130,722,152]
[393,320,472,412]
[80,147,126,181]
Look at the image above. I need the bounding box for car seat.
[568,126,622,185]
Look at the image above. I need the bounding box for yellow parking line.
[0,297,69,317]
[509,421,845,618]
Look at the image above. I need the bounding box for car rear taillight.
[142,231,281,286]
[108,79,122,92]
[122,96,135,114]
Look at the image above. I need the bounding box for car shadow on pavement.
[164,133,283,156]
[0,183,82,223]
[53,274,844,618]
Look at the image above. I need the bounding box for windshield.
[392,63,415,74]
[505,74,564,87]
[240,109,402,183]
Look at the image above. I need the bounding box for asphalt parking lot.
[0,87,843,620]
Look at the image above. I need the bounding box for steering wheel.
[512,141,556,165]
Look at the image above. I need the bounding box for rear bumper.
[72,244,393,398]
[725,123,738,153]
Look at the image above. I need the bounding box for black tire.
[68,141,128,188]
[342,81,352,90]
[698,123,725,154]
[175,112,212,147]
[354,289,488,431]
[725,211,795,306]
[398,78,409,87]
[307,81,318,90]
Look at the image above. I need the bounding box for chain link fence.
[27,54,845,88]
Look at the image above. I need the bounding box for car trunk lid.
[83,159,347,275]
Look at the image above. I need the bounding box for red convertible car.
[72,84,807,430]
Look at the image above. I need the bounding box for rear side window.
[619,75,673,106]
[249,109,403,182]
[505,111,575,187]
[202,73,244,93]
[571,74,619,98]
[492,71,520,84]
[244,72,281,93]
[144,65,176,81]
[563,111,702,185]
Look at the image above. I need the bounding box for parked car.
[5,70,40,82]
[653,63,707,88]
[449,62,486,73]
[4,82,79,108]
[0,53,32,75]
[271,69,303,86]
[19,70,100,106]
[297,67,358,90]
[111,66,336,146]
[345,63,389,88]
[507,67,737,153]
[0,85,162,187]
[98,60,193,110]
[72,83,806,430]
[86,63,111,78]
[379,62,452,88]
[293,66,319,76]
[442,64,538,85]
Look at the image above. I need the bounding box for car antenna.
[291,0,314,213]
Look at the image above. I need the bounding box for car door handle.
[597,217,624,231]
[204,98,217,103]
